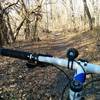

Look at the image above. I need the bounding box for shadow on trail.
[48,69,74,99]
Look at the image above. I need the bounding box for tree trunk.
[6,13,15,42]
[46,0,49,32]
[32,17,40,41]
[32,5,42,41]
[70,0,75,28]
[0,3,9,46]
[24,18,30,40]
[83,0,93,30]
[20,0,30,40]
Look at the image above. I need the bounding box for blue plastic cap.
[74,73,86,83]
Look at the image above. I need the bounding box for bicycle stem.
[69,66,86,100]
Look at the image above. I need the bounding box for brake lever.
[78,58,89,63]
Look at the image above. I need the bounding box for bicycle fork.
[68,66,86,100]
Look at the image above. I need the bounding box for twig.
[3,0,20,12]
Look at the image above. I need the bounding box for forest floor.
[0,28,100,100]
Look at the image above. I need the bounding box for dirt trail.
[12,32,77,57]
[0,31,100,100]
[0,32,75,100]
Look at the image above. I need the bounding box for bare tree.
[0,0,20,46]
[45,0,49,32]
[20,0,31,40]
[13,0,43,41]
[0,3,8,46]
[83,0,93,30]
[31,5,42,41]
[69,0,76,30]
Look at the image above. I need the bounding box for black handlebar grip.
[0,48,33,60]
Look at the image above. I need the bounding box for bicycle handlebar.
[38,56,100,73]
[0,48,100,74]
[0,48,33,60]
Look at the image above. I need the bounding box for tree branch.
[4,0,20,11]
[14,17,26,41]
